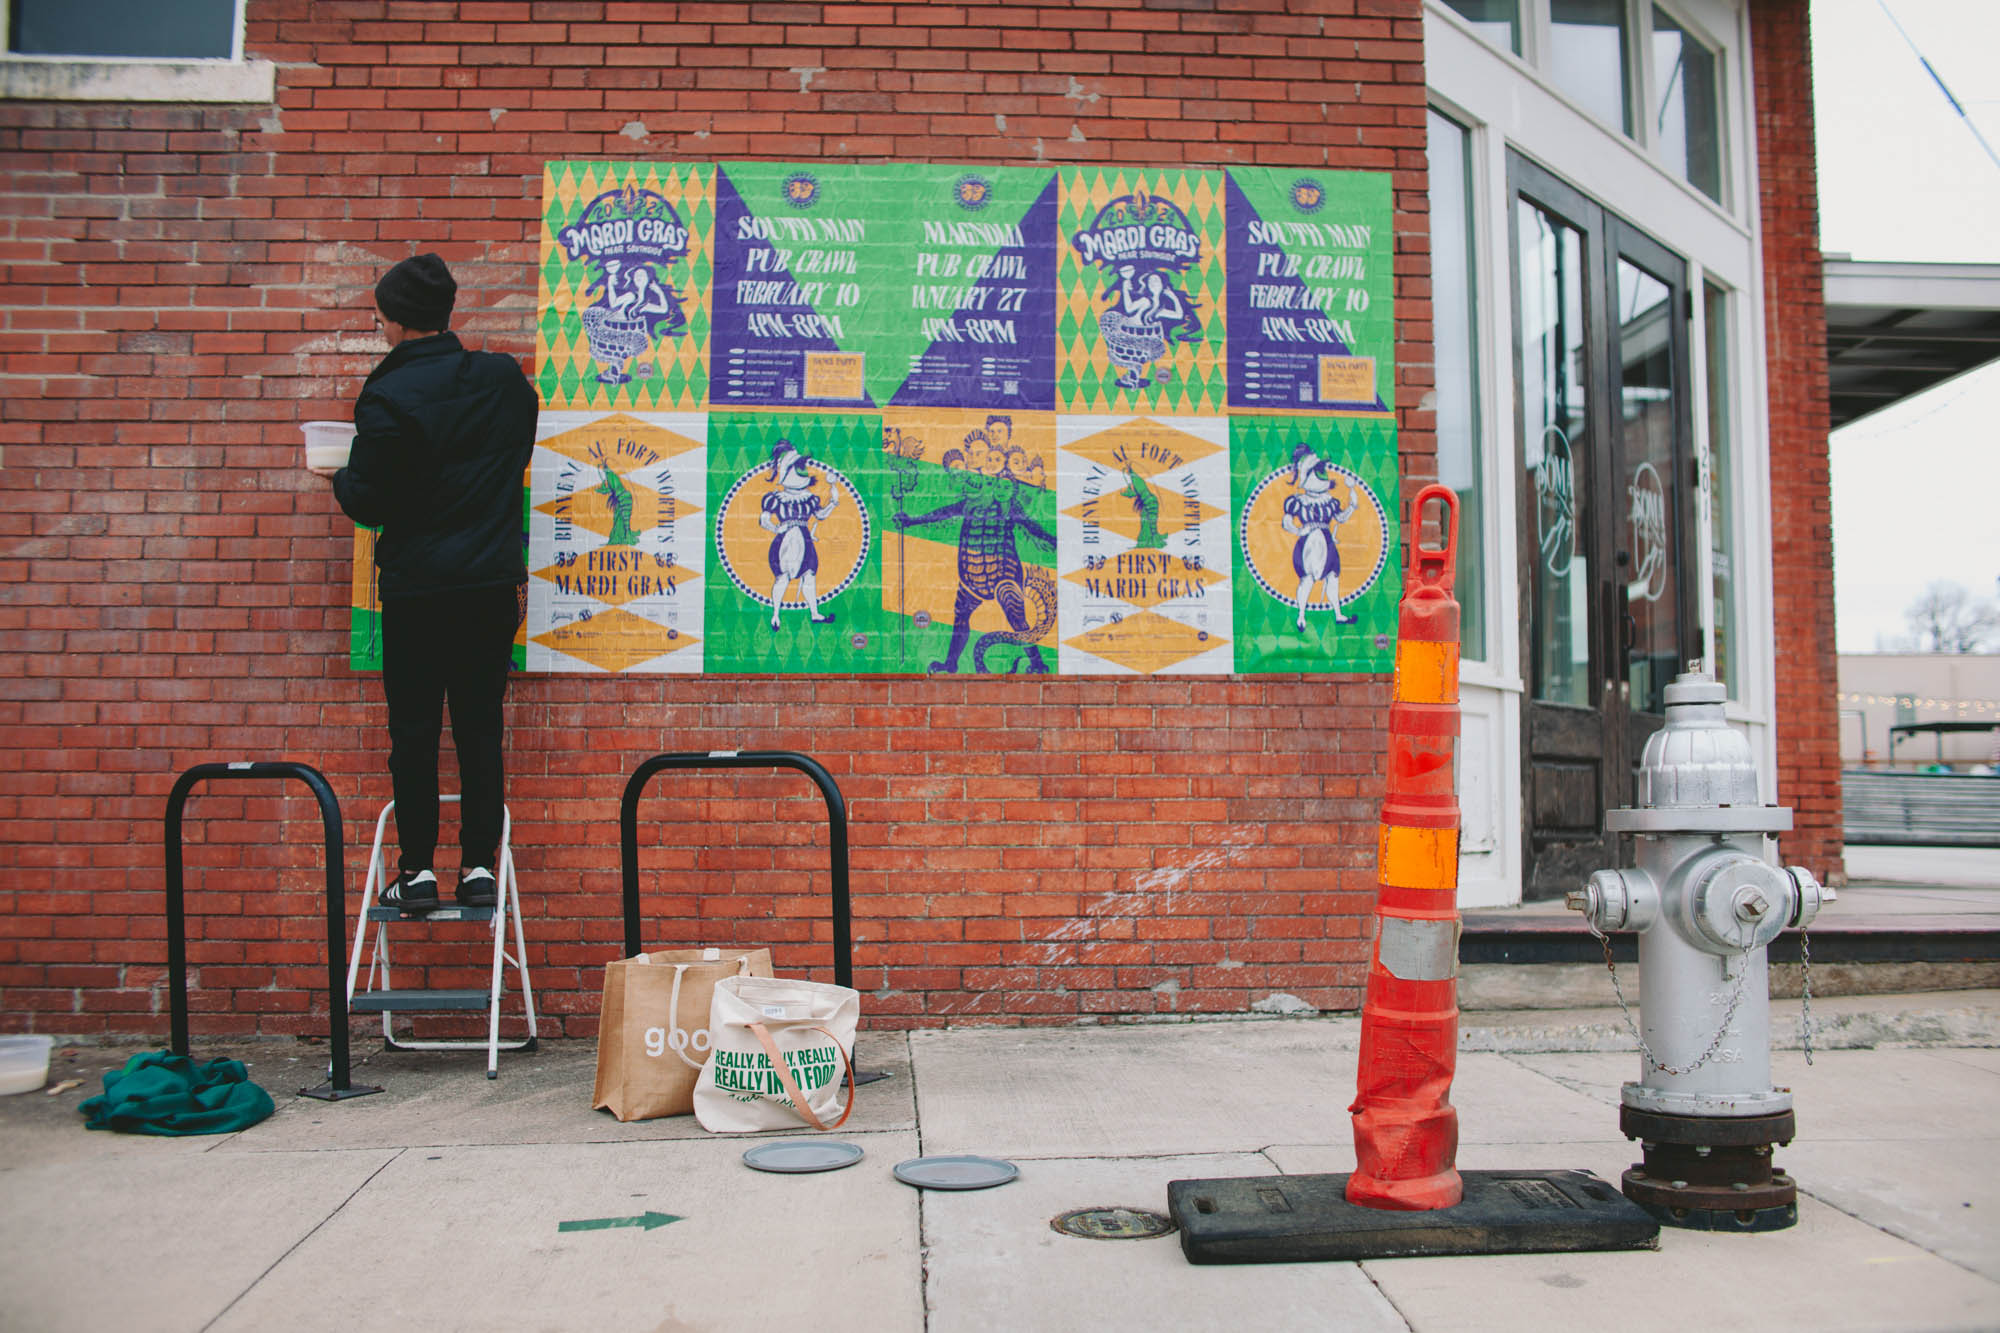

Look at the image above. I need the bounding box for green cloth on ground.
[79,1050,275,1136]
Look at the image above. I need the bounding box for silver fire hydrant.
[1567,670,1828,1231]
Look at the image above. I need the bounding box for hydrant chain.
[1588,921,1753,1077]
[1800,929,1815,1067]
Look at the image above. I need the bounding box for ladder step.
[366,905,496,923]
[351,989,492,1012]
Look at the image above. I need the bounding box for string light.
[1837,693,2000,716]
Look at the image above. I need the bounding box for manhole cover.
[1050,1207,1177,1240]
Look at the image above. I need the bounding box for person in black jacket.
[320,254,538,913]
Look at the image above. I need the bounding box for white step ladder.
[344,796,538,1078]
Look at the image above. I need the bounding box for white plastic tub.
[0,1034,54,1095]
[301,420,357,471]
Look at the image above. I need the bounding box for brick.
[0,0,1743,1035]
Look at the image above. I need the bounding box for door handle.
[1605,580,1634,704]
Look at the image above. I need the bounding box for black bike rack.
[621,751,852,982]
[164,761,381,1101]
[620,750,886,1084]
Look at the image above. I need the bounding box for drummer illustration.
[1281,443,1360,629]
[1069,189,1205,392]
[760,440,840,630]
[558,182,691,386]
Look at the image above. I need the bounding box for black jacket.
[334,332,537,601]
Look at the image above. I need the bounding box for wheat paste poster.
[708,163,1060,413]
[1225,168,1395,415]
[525,412,707,673]
[1056,168,1228,417]
[701,411,891,674]
[535,161,713,413]
[1057,416,1232,674]
[1230,415,1400,673]
[352,159,1402,675]
[883,408,1059,675]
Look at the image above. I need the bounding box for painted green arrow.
[558,1211,682,1234]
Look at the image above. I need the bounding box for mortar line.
[199,1145,407,1333]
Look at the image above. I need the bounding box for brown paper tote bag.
[693,975,860,1133]
[592,947,774,1122]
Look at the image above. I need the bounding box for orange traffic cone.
[1347,483,1464,1211]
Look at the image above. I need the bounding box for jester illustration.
[760,440,840,630]
[1282,442,1360,629]
[558,183,691,385]
[1070,190,1205,390]
[896,414,1058,675]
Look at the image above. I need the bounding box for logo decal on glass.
[1536,425,1576,578]
[1627,461,1668,602]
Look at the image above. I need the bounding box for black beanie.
[375,253,456,330]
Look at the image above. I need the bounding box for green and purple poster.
[349,159,1398,676]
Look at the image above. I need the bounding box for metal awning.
[1824,259,2000,431]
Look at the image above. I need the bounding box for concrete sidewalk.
[3,994,1997,1333]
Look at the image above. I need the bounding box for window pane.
[1616,257,1679,716]
[1427,110,1487,661]
[1651,7,1724,201]
[9,0,235,59]
[1549,0,1633,136]
[1703,281,1738,694]
[1436,0,1522,56]
[1519,202,1592,707]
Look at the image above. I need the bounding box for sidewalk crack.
[199,1146,406,1332]
[1501,1050,1623,1106]
[1798,1183,1999,1283]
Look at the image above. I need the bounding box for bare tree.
[1903,580,2000,653]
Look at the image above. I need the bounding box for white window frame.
[0,0,273,102]
[1641,0,1732,211]
[1424,102,1500,670]
[1438,0,1738,218]
[1425,91,1526,908]
[1426,0,1783,878]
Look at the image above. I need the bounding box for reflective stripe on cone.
[1347,484,1466,1212]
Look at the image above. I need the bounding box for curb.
[1460,1000,2000,1053]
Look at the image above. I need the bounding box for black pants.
[380,584,520,874]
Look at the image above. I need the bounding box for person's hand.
[307,462,341,480]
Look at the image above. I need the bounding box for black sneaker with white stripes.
[456,865,497,907]
[382,868,440,914]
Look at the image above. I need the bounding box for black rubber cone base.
[1166,1169,1660,1265]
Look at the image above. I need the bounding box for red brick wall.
[1749,0,1844,883]
[0,1,1433,1037]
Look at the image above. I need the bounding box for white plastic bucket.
[301,420,356,471]
[0,1034,53,1095]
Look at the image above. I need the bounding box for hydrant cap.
[1638,670,1760,808]
[1662,672,1727,708]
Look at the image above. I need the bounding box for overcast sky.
[1815,0,2000,652]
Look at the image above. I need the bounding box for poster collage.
[350,161,1398,676]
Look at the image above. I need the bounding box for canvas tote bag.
[592,947,774,1122]
[693,974,860,1133]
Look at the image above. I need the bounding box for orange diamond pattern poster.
[526,411,707,673]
